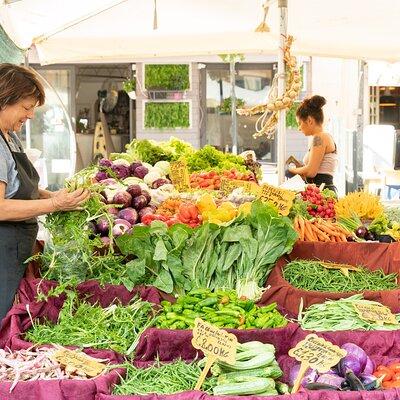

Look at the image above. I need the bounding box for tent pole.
[24,52,32,150]
[230,59,238,155]
[277,0,287,184]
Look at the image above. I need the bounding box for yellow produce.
[238,202,252,215]
[196,193,217,213]
[334,192,383,220]
[201,201,237,224]
[386,221,400,241]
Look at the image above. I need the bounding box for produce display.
[299,295,400,332]
[209,341,288,396]
[374,362,400,389]
[156,289,287,329]
[289,343,378,392]
[116,200,296,298]
[25,292,156,355]
[283,260,398,292]
[0,347,108,393]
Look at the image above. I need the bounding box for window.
[205,63,276,162]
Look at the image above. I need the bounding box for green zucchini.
[275,381,290,394]
[257,389,279,396]
[237,341,275,353]
[235,348,271,361]
[218,352,275,371]
[217,363,282,384]
[213,377,275,396]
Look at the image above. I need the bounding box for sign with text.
[170,159,190,192]
[220,177,261,196]
[289,334,346,393]
[320,262,361,277]
[191,318,238,390]
[353,303,398,325]
[258,184,295,216]
[52,348,106,377]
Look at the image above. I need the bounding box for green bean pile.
[283,260,398,292]
[113,359,215,395]
[26,292,157,355]
[299,294,400,331]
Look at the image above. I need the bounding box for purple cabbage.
[129,162,143,176]
[111,164,130,179]
[112,191,132,208]
[98,158,113,168]
[132,195,148,210]
[95,171,108,181]
[126,184,142,198]
[118,207,138,225]
[134,165,148,179]
[338,343,368,376]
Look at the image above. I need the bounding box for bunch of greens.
[368,214,389,235]
[119,137,194,165]
[117,201,297,300]
[113,359,215,395]
[186,145,247,173]
[35,194,129,288]
[283,260,398,292]
[299,294,400,332]
[26,291,157,355]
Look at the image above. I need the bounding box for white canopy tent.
[0,0,399,64]
[1,0,399,184]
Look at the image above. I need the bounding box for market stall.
[0,137,400,399]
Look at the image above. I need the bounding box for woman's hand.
[51,188,90,211]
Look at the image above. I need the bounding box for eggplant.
[345,371,365,391]
[305,383,340,391]
[378,234,396,243]
[355,226,368,239]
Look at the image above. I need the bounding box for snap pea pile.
[25,292,157,355]
[283,260,398,292]
[156,288,287,329]
[299,294,400,332]
[113,359,215,395]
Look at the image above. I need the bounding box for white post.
[230,60,238,155]
[24,53,31,150]
[277,0,287,184]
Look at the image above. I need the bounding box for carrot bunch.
[294,216,351,242]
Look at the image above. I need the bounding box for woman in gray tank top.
[288,95,338,194]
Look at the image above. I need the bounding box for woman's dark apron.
[0,131,39,322]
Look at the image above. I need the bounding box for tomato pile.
[301,185,336,219]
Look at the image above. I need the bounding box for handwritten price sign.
[191,318,238,390]
[353,303,398,325]
[289,334,346,393]
[258,184,295,216]
[220,177,261,196]
[170,159,190,192]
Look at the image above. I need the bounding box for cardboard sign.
[191,318,238,390]
[220,177,261,196]
[353,303,398,325]
[320,262,361,277]
[289,334,346,393]
[52,348,106,377]
[170,159,190,192]
[258,183,296,216]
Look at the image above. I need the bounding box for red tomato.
[392,372,400,382]
[383,380,400,389]
[374,366,394,382]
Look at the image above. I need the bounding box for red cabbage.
[129,162,142,176]
[112,191,132,208]
[111,164,130,179]
[95,171,108,181]
[338,343,367,377]
[134,165,148,179]
[132,195,148,210]
[118,207,138,225]
[98,158,112,168]
[126,184,142,198]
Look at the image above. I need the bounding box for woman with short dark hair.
[0,63,89,321]
[288,95,338,193]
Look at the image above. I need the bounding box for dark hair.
[296,95,326,124]
[0,63,45,110]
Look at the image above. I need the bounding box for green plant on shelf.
[286,101,300,129]
[144,102,190,129]
[218,97,245,114]
[145,64,190,91]
[123,78,136,93]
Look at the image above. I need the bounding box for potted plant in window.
[123,78,136,100]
